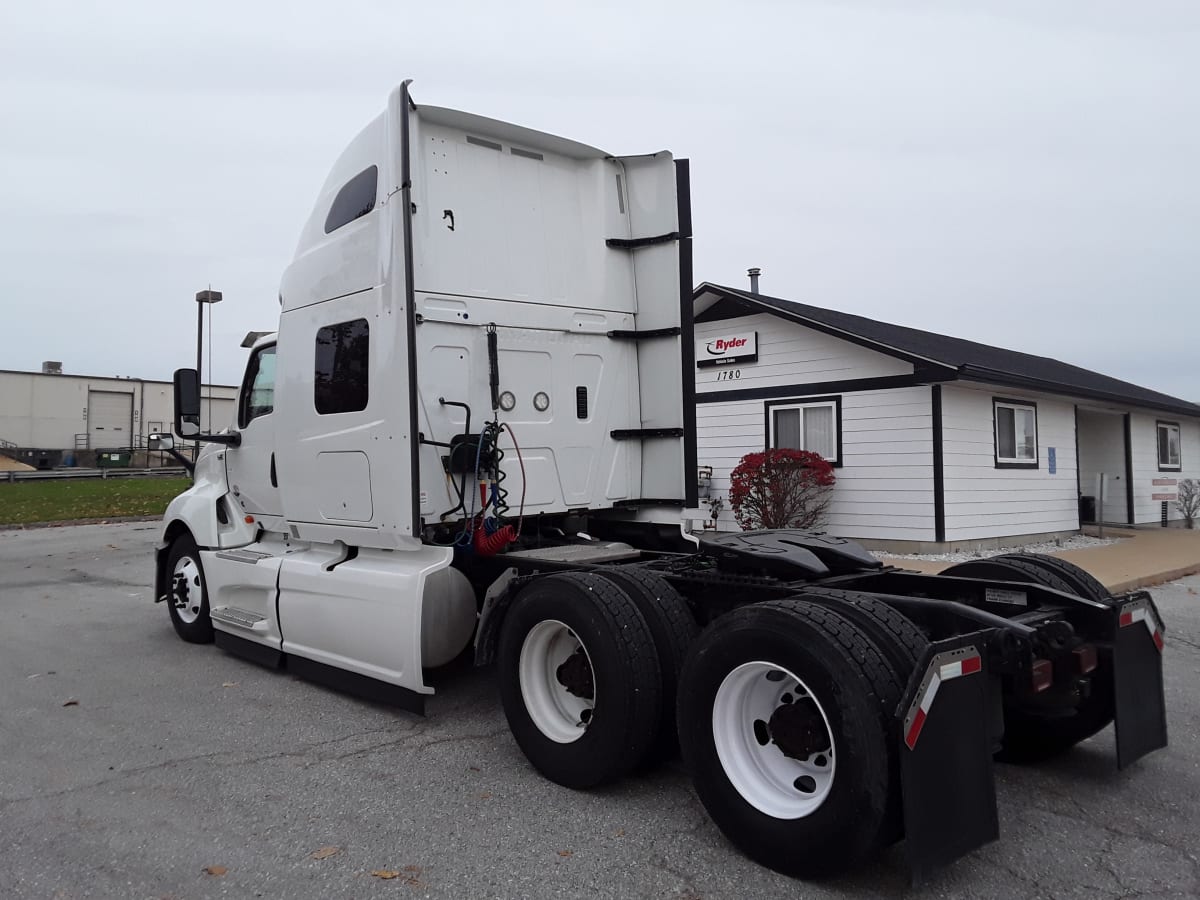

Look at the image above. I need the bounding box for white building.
[0,365,235,457]
[694,282,1200,551]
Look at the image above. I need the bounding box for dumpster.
[96,449,132,468]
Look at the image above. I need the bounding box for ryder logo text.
[706,337,747,355]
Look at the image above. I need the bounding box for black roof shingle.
[695,283,1200,418]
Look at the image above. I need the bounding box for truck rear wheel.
[497,572,662,788]
[594,567,698,766]
[677,599,899,877]
[165,534,214,644]
[941,555,1114,762]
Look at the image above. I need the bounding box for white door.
[224,344,281,517]
[87,390,133,449]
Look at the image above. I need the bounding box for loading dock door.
[88,391,133,450]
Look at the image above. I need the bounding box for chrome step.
[216,549,275,564]
[210,606,269,630]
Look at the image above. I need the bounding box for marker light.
[499,391,516,411]
[533,391,550,412]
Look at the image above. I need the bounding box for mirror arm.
[195,431,242,448]
[163,446,196,474]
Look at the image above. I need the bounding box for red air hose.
[474,522,516,556]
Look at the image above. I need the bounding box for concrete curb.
[1106,563,1200,595]
[0,515,162,532]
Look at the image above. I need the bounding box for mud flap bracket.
[898,631,999,883]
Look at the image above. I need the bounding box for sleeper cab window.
[994,399,1038,467]
[324,165,378,234]
[238,344,277,428]
[1157,421,1181,470]
[315,319,369,415]
[768,398,840,464]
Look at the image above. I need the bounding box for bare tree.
[1175,479,1200,529]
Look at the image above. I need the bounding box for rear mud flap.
[897,632,999,882]
[1112,594,1168,769]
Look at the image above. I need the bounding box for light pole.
[195,289,222,454]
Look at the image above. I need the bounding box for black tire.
[165,533,214,644]
[595,567,699,765]
[789,589,928,844]
[993,552,1111,602]
[940,555,1114,762]
[497,572,662,789]
[677,599,901,878]
[794,588,927,675]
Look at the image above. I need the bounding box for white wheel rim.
[519,619,595,744]
[172,556,204,624]
[713,661,836,819]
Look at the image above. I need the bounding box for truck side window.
[238,345,277,428]
[324,165,378,234]
[315,319,369,415]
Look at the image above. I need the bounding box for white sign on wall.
[696,331,758,368]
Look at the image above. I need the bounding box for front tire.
[677,599,898,878]
[497,572,662,788]
[165,534,214,644]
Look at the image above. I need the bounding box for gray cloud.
[1,0,1197,400]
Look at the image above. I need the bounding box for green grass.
[0,476,191,525]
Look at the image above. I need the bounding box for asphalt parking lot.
[2,523,1198,899]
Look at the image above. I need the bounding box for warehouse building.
[0,363,235,467]
[694,280,1200,551]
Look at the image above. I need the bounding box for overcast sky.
[2,1,1197,400]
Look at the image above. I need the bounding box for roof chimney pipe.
[747,267,761,294]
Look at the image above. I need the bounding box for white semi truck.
[152,82,1168,880]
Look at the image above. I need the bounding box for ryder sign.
[696,331,758,368]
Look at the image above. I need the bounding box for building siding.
[940,384,1078,541]
[1129,412,1200,525]
[694,313,912,394]
[0,371,235,450]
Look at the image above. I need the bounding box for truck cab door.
[225,343,281,518]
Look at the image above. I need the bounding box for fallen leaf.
[222,682,239,688]
[202,865,228,876]
[62,699,79,707]
[615,828,625,837]
[478,791,492,800]
[403,865,421,874]
[468,765,480,772]
[557,850,573,858]
[371,870,401,880]
[311,846,340,860]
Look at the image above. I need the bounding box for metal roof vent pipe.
[747,267,761,294]
[42,361,63,375]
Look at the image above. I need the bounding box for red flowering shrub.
[728,449,836,531]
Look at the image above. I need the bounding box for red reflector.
[244,516,255,524]
[905,708,927,750]
[1119,611,1134,627]
[961,655,982,676]
[1072,645,1098,674]
[1153,630,1164,652]
[1031,658,1054,693]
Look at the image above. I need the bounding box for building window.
[315,319,369,415]
[238,344,276,428]
[324,165,378,234]
[994,398,1038,467]
[767,397,840,464]
[1157,421,1181,470]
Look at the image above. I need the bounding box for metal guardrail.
[2,467,189,484]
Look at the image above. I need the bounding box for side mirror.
[149,433,175,451]
[173,368,201,438]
